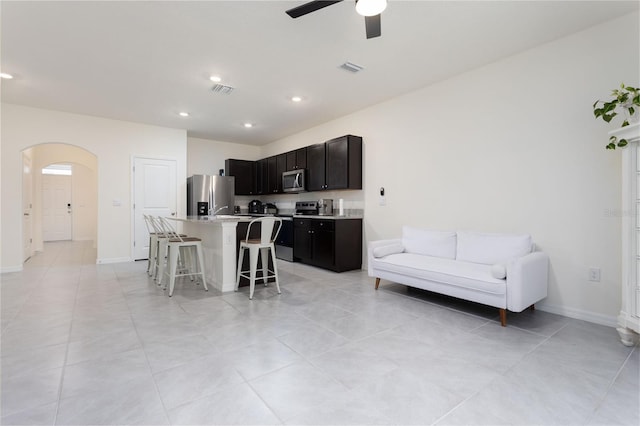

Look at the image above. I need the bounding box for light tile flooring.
[1,240,638,425]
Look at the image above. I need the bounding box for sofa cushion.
[402,227,456,259]
[490,264,507,279]
[371,253,506,295]
[373,243,405,258]
[456,231,532,265]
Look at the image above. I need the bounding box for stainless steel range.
[295,201,318,215]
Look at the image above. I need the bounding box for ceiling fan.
[286,0,387,39]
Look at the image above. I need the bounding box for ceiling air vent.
[211,84,235,94]
[339,62,364,73]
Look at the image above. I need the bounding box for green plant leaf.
[606,143,616,149]
[622,120,630,127]
[618,139,628,148]
[603,112,617,122]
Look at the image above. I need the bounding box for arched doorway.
[22,143,98,262]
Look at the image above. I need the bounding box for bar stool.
[148,216,186,285]
[154,217,207,297]
[235,217,282,299]
[143,214,161,277]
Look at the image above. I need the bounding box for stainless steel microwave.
[282,169,306,193]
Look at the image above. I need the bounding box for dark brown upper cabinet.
[307,135,362,191]
[255,158,268,195]
[226,134,361,195]
[225,159,256,195]
[286,147,307,171]
[264,154,288,194]
[306,143,327,192]
[326,135,362,190]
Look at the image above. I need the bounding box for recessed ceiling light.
[291,96,302,103]
[209,75,222,83]
[178,112,189,117]
[244,123,253,128]
[0,72,14,79]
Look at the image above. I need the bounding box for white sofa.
[368,227,549,326]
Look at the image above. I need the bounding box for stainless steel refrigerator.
[187,175,235,216]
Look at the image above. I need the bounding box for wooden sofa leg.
[499,309,507,327]
[529,304,535,312]
[375,277,380,290]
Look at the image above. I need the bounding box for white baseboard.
[96,257,132,264]
[1,265,23,273]
[537,302,618,328]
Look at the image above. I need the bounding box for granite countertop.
[292,214,363,220]
[171,213,363,222]
[171,215,253,223]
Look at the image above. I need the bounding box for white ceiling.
[2,1,638,145]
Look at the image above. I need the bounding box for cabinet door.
[255,159,267,195]
[286,148,307,171]
[286,151,297,171]
[276,154,287,193]
[295,147,307,169]
[225,159,255,195]
[312,221,334,268]
[266,156,278,194]
[326,137,349,190]
[293,219,312,261]
[306,143,326,191]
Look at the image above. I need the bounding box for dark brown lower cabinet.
[293,218,362,272]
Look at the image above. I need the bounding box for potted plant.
[593,83,640,149]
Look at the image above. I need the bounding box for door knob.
[171,212,176,216]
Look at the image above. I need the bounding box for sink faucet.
[209,205,228,215]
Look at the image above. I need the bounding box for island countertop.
[170,215,253,223]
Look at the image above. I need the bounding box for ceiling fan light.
[355,0,387,17]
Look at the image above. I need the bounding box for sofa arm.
[506,251,549,312]
[367,239,402,276]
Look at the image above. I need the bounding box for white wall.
[1,105,187,269]
[262,12,639,325]
[71,163,97,242]
[187,136,261,176]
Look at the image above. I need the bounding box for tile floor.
[1,240,638,425]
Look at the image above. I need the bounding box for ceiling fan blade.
[286,0,344,18]
[364,14,381,39]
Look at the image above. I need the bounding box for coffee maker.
[248,200,262,214]
[317,199,333,216]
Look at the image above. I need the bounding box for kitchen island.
[168,216,252,292]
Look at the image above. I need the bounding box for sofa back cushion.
[402,227,457,259]
[456,231,532,265]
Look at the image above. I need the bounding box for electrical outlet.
[589,267,601,282]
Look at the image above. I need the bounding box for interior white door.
[22,153,33,261]
[133,157,177,260]
[42,174,72,241]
